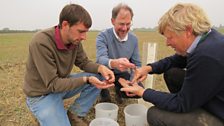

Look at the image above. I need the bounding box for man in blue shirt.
[96,3,142,103]
[120,3,224,126]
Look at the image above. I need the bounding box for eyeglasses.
[117,22,132,28]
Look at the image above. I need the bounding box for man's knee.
[147,107,224,126]
[147,106,166,126]
[37,107,70,126]
[163,68,185,93]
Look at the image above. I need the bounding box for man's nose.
[80,33,86,40]
[121,25,129,31]
[166,39,171,46]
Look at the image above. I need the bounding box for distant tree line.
[0,28,40,33]
[133,25,224,32]
[132,27,157,32]
[1,25,224,33]
[213,25,224,33]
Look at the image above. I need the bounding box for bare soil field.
[0,31,173,126]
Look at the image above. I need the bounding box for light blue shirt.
[187,35,202,54]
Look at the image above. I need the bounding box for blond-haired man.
[120,3,224,126]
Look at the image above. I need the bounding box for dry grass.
[0,31,173,126]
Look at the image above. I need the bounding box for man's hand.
[87,76,114,89]
[131,65,152,83]
[98,65,115,83]
[119,78,145,97]
[111,58,135,72]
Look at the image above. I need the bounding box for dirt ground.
[0,62,166,126]
[64,89,138,126]
[0,31,169,126]
[86,89,138,126]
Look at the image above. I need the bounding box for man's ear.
[185,25,193,37]
[61,21,69,28]
[111,18,115,26]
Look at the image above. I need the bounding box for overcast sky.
[1,0,223,30]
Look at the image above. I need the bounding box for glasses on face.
[117,22,132,28]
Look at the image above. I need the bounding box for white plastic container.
[124,104,149,126]
[89,117,119,126]
[95,102,119,121]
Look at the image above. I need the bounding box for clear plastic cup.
[124,104,148,126]
[95,102,119,121]
[89,117,119,126]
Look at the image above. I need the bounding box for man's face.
[163,28,190,56]
[111,9,132,39]
[64,22,89,46]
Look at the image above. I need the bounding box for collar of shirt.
[113,27,128,42]
[186,29,211,54]
[186,35,202,54]
[54,25,76,50]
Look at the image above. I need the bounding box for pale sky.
[1,0,223,30]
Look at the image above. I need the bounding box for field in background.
[1,30,223,126]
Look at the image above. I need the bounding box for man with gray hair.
[96,3,142,103]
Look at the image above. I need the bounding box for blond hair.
[158,3,211,36]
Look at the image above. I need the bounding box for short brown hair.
[112,3,134,19]
[59,4,92,28]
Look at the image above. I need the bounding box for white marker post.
[138,42,157,108]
